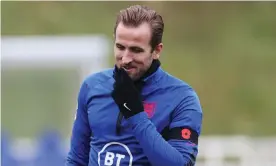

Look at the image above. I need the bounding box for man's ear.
[153,43,163,59]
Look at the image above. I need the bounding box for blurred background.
[1,1,276,166]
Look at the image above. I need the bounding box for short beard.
[130,66,150,81]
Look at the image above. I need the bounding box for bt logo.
[98,142,133,166]
[104,152,125,166]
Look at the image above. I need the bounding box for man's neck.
[134,59,161,92]
[137,59,161,82]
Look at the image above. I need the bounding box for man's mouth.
[122,66,135,72]
[122,66,134,70]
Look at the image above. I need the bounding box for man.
[66,5,203,166]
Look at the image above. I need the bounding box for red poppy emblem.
[181,128,191,139]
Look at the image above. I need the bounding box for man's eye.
[116,45,125,50]
[131,48,143,53]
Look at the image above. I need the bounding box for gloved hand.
[112,66,144,119]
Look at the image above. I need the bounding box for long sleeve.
[66,82,91,166]
[128,90,203,166]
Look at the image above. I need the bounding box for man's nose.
[121,52,132,65]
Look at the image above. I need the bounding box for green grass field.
[2,1,276,138]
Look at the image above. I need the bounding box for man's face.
[114,22,162,81]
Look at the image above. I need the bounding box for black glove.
[112,66,144,119]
